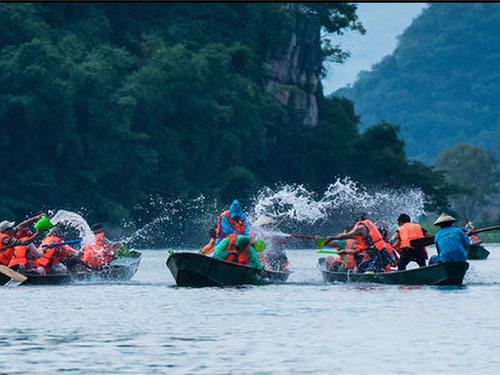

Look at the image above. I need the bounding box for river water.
[2,246,500,375]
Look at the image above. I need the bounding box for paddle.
[315,250,340,254]
[0,264,28,287]
[42,239,83,248]
[410,224,500,247]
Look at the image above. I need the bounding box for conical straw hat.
[433,213,456,226]
[255,215,276,227]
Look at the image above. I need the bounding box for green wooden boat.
[318,258,469,286]
[467,242,490,260]
[166,252,290,287]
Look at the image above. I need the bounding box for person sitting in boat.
[81,224,116,268]
[324,213,392,273]
[429,214,469,264]
[35,227,77,275]
[324,238,359,272]
[200,226,217,256]
[390,214,431,270]
[213,234,264,270]
[214,199,249,245]
[253,215,289,271]
[0,218,45,273]
[462,220,480,243]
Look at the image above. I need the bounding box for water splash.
[50,210,95,246]
[249,177,426,234]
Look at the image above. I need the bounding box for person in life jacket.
[324,213,392,273]
[324,238,360,271]
[462,220,480,243]
[0,218,45,273]
[35,227,77,275]
[214,199,249,246]
[213,234,265,271]
[200,226,217,256]
[81,224,117,268]
[390,214,431,270]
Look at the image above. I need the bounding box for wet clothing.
[434,227,469,263]
[357,248,393,273]
[213,235,264,269]
[397,247,427,270]
[215,200,249,245]
[36,236,76,273]
[82,232,113,268]
[352,220,391,273]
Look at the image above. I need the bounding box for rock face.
[262,4,323,127]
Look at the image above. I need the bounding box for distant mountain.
[335,3,500,163]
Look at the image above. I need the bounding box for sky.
[322,3,428,95]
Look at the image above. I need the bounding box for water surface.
[1,246,500,374]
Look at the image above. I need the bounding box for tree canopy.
[0,3,451,226]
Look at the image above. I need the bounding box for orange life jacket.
[398,222,424,248]
[353,219,387,252]
[82,232,111,267]
[8,236,30,267]
[224,234,250,265]
[216,210,247,240]
[0,233,16,266]
[37,236,76,270]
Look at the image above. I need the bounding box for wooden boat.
[75,251,142,281]
[166,252,290,287]
[318,258,469,286]
[467,242,490,260]
[0,272,73,286]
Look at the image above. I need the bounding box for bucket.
[34,215,54,231]
[315,238,327,247]
[253,240,266,253]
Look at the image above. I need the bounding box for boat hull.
[75,252,142,281]
[318,258,469,286]
[0,273,74,286]
[467,243,490,260]
[166,252,290,287]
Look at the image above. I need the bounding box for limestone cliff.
[262,4,323,127]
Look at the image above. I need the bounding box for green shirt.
[213,236,264,270]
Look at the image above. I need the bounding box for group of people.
[202,199,473,275]
[200,199,289,272]
[0,213,120,276]
[324,212,471,273]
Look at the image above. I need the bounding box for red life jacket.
[0,233,16,266]
[353,219,387,252]
[215,210,247,240]
[224,234,250,265]
[8,236,30,267]
[398,222,424,248]
[82,232,111,267]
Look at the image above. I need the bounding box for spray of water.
[50,209,95,246]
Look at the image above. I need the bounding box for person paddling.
[214,199,249,245]
[324,213,392,273]
[213,234,264,271]
[81,224,116,268]
[391,214,431,270]
[429,214,468,264]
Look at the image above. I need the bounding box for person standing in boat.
[324,213,392,273]
[429,214,469,264]
[213,234,265,270]
[214,199,249,245]
[391,214,431,270]
[81,224,117,268]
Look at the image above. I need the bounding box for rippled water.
[2,246,500,374]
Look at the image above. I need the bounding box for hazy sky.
[322,3,428,94]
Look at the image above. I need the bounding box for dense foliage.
[0,3,450,225]
[335,3,500,163]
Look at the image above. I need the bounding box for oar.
[0,264,28,287]
[42,239,83,248]
[315,250,339,254]
[410,224,500,247]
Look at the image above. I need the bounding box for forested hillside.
[335,3,500,163]
[0,3,450,224]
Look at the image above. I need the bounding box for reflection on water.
[1,248,500,374]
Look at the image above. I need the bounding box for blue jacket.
[215,200,249,246]
[435,227,469,263]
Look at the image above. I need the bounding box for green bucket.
[315,237,327,248]
[253,239,266,253]
[34,215,54,231]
